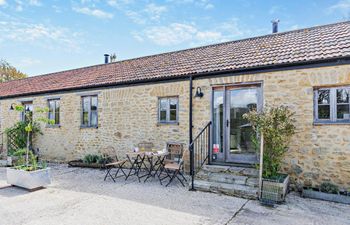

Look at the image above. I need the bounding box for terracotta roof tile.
[1,21,350,98]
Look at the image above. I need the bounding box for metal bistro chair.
[159,143,187,187]
[102,146,128,182]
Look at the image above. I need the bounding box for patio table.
[143,152,168,183]
[125,152,148,182]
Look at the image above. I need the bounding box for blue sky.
[0,0,349,76]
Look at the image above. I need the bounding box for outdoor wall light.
[194,87,204,98]
[9,103,16,110]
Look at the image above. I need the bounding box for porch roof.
[1,21,350,99]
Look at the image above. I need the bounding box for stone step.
[196,170,259,187]
[193,179,258,200]
[201,165,259,178]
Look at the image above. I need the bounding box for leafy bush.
[320,182,339,194]
[83,154,112,165]
[83,154,101,164]
[243,106,296,179]
[13,148,37,171]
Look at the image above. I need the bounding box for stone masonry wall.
[0,64,350,189]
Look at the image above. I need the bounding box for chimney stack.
[271,19,280,33]
[104,54,110,64]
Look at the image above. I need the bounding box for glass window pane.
[318,90,330,104]
[82,112,89,125]
[55,101,60,124]
[159,99,167,110]
[160,110,167,121]
[318,105,330,119]
[213,90,224,156]
[337,89,349,103]
[170,109,177,121]
[337,105,350,119]
[91,96,98,111]
[91,111,97,126]
[169,99,177,110]
[83,97,90,112]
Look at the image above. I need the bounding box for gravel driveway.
[0,164,349,225]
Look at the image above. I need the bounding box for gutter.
[1,56,350,100]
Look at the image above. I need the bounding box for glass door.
[226,87,259,164]
[212,84,261,165]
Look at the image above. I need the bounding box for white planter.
[6,167,51,190]
[0,159,7,167]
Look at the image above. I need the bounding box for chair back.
[138,142,154,152]
[166,143,184,163]
[100,146,118,161]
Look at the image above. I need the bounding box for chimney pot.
[104,54,110,64]
[271,19,280,33]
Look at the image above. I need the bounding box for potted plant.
[6,105,54,190]
[244,106,296,204]
[302,182,350,205]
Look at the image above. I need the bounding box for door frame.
[209,81,264,165]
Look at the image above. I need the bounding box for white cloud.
[328,0,350,17]
[167,0,214,10]
[18,58,41,67]
[196,31,222,42]
[73,7,114,19]
[269,6,281,15]
[144,3,167,21]
[28,0,41,6]
[143,23,197,45]
[125,10,146,24]
[0,0,6,6]
[138,23,227,46]
[0,20,82,51]
[134,19,248,46]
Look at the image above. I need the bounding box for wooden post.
[258,132,264,200]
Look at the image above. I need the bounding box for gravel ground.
[0,164,349,225]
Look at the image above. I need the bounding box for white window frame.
[158,97,179,124]
[314,86,350,123]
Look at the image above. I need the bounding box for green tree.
[0,59,27,82]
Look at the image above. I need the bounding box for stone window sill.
[313,121,350,126]
[80,126,98,129]
[46,124,61,128]
[157,122,179,126]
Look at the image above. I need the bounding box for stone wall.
[0,64,350,189]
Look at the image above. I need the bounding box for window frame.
[314,86,350,124]
[81,95,98,128]
[47,98,60,127]
[20,101,33,122]
[158,96,179,124]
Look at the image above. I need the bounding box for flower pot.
[6,167,51,190]
[0,159,7,167]
[302,188,350,205]
[261,174,289,204]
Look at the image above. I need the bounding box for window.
[81,95,98,127]
[314,87,350,123]
[158,97,178,123]
[48,99,60,125]
[21,102,33,122]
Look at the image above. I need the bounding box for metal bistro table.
[143,152,168,183]
[125,152,147,182]
[125,151,168,183]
